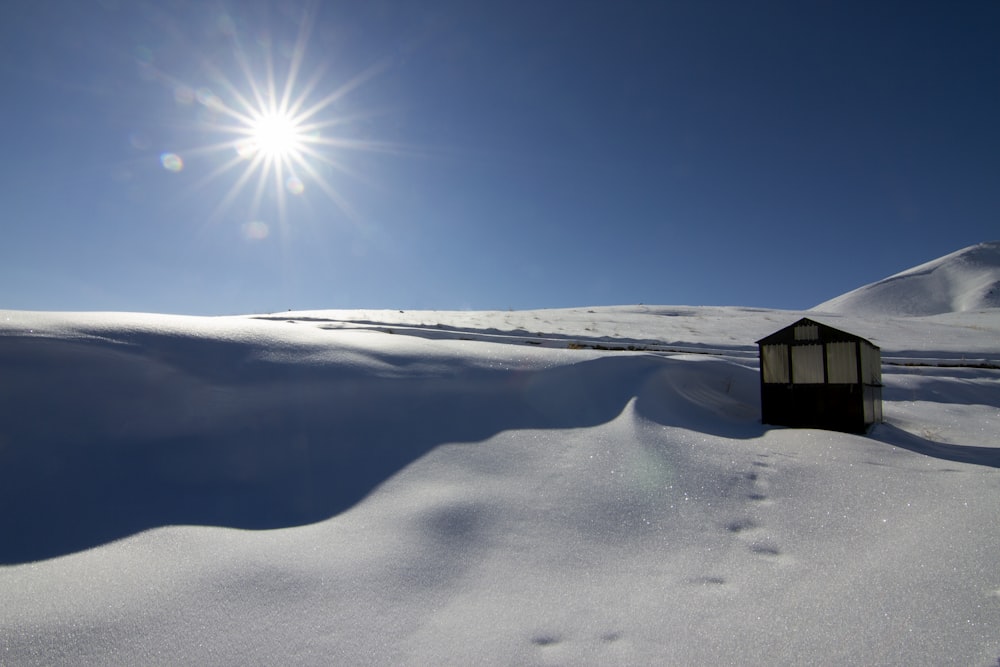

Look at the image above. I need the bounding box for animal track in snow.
[724,469,771,502]
[749,543,782,557]
[736,458,788,561]
[726,517,757,533]
[529,630,623,650]
[531,634,561,647]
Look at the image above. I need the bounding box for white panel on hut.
[761,344,789,383]
[861,344,881,385]
[826,341,858,383]
[792,344,824,383]
[794,323,819,341]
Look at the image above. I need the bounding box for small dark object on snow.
[757,318,882,433]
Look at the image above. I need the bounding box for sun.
[150,7,398,235]
[247,111,305,161]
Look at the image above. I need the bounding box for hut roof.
[756,317,879,348]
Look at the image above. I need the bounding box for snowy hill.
[814,241,1000,316]
[1,306,999,665]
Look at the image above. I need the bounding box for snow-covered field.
[2,244,999,665]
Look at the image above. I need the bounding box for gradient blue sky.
[1,1,997,314]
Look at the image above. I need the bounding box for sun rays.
[147,6,396,241]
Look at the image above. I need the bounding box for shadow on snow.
[4,328,994,565]
[869,423,1000,470]
[0,333,761,564]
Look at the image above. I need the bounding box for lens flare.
[160,153,183,172]
[174,85,195,105]
[235,139,256,160]
[241,220,270,240]
[196,87,223,110]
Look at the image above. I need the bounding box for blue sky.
[1,1,997,314]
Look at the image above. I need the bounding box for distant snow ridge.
[814,241,1000,316]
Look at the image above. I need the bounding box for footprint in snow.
[531,634,561,647]
[749,543,782,557]
[726,517,757,534]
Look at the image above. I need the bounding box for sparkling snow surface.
[2,250,1000,665]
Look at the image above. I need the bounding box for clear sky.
[1,1,997,315]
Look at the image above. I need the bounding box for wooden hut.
[757,318,882,433]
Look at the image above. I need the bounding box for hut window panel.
[791,345,824,383]
[826,342,858,383]
[794,324,819,341]
[761,345,789,383]
[861,345,882,385]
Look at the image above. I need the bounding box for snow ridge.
[814,241,1000,316]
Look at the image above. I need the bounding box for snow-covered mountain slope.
[814,241,1000,316]
[1,306,999,665]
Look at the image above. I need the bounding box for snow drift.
[2,248,1000,665]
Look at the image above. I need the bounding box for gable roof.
[755,317,879,348]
